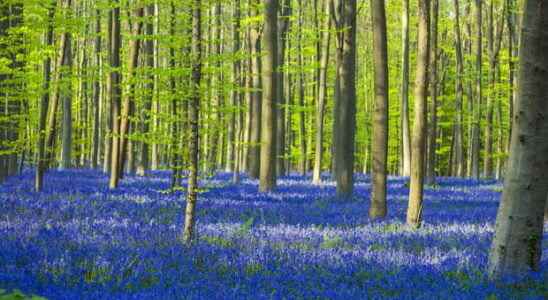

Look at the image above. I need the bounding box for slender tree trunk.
[276,0,292,177]
[406,0,430,228]
[259,0,279,192]
[183,0,202,245]
[117,8,144,179]
[248,0,262,179]
[312,0,331,185]
[91,9,101,169]
[470,0,482,179]
[35,1,56,191]
[297,0,307,176]
[333,0,357,198]
[426,0,439,185]
[137,4,156,176]
[488,0,548,276]
[108,1,122,189]
[370,0,389,218]
[401,0,411,177]
[452,0,465,177]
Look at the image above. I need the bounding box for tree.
[276,0,292,177]
[259,0,279,192]
[470,0,482,179]
[137,3,157,177]
[332,0,357,198]
[59,0,74,170]
[488,0,548,277]
[400,0,411,177]
[35,0,57,191]
[248,0,262,179]
[369,0,389,219]
[182,0,202,244]
[108,0,122,189]
[425,0,439,185]
[91,8,102,170]
[451,0,465,177]
[312,0,331,185]
[406,0,430,228]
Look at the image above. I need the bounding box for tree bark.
[370,0,389,218]
[248,0,262,179]
[91,9,102,169]
[452,0,465,177]
[470,0,482,179]
[406,0,430,228]
[400,0,411,177]
[333,0,357,198]
[488,0,548,277]
[108,0,122,189]
[312,0,331,185]
[137,4,156,176]
[426,0,439,185]
[259,0,279,192]
[35,0,56,191]
[183,0,202,245]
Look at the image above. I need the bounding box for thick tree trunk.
[370,0,389,219]
[259,0,279,192]
[333,0,357,198]
[488,0,548,276]
[182,0,202,245]
[312,0,331,185]
[406,0,430,228]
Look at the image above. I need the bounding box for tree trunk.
[488,0,548,276]
[108,1,122,189]
[35,1,56,191]
[400,0,411,177]
[425,0,439,185]
[369,0,389,218]
[406,0,430,228]
[137,4,156,176]
[248,0,262,179]
[276,0,292,177]
[470,0,482,179]
[183,0,202,245]
[312,0,331,185]
[91,9,102,169]
[452,0,465,177]
[117,8,144,179]
[259,0,279,192]
[333,0,357,198]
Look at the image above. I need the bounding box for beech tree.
[406,0,430,228]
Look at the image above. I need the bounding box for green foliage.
[0,289,46,300]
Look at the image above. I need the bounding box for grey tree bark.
[370,0,389,219]
[248,0,262,179]
[332,0,357,199]
[91,9,102,170]
[35,0,56,191]
[425,0,439,185]
[406,0,430,228]
[108,0,122,189]
[470,0,482,179]
[259,0,279,192]
[312,0,331,185]
[488,0,548,277]
[59,0,74,170]
[400,0,411,177]
[452,0,465,177]
[183,0,202,245]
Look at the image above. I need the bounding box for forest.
[0,0,547,298]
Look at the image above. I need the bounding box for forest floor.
[0,170,546,299]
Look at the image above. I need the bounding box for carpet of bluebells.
[0,169,546,299]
